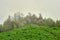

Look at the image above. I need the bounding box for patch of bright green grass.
[0,24,60,40]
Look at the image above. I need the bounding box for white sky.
[0,0,60,24]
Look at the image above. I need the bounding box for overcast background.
[0,0,60,24]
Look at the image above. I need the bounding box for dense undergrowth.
[0,24,60,40]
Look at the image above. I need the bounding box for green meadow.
[0,24,60,40]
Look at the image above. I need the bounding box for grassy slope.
[0,24,60,40]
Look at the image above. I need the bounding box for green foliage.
[56,20,60,27]
[39,13,43,20]
[36,20,45,26]
[3,21,14,31]
[31,14,38,24]
[2,12,60,32]
[45,18,55,27]
[0,24,3,32]
[0,25,60,40]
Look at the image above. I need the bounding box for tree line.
[0,12,60,32]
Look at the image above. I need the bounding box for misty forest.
[0,12,60,40]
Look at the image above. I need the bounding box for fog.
[0,0,60,24]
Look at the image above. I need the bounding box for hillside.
[0,24,60,40]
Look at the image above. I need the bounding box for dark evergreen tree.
[56,20,60,27]
[39,13,43,20]
[3,15,14,31]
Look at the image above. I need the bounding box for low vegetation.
[0,12,60,40]
[0,24,60,40]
